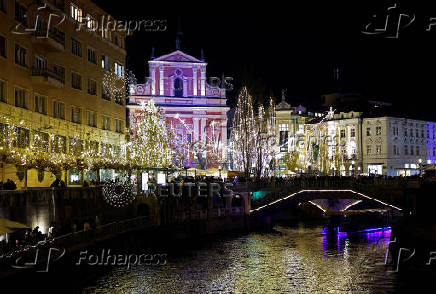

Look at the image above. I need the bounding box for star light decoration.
[102,177,135,207]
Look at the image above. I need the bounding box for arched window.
[174,78,183,97]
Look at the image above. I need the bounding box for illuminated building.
[0,0,127,188]
[128,48,229,169]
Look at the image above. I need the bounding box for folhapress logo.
[362,3,436,38]
[362,4,415,38]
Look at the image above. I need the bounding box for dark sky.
[92,1,436,113]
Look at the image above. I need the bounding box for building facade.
[362,117,427,176]
[128,50,229,169]
[0,0,127,188]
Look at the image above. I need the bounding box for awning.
[0,218,29,236]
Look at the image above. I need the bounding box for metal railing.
[32,67,65,84]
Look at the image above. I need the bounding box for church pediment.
[151,50,204,63]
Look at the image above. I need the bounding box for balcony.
[31,68,65,88]
[32,28,65,52]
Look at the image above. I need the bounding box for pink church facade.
[127,50,229,169]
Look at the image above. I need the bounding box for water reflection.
[79,224,397,293]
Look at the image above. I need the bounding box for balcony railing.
[32,67,65,84]
[34,28,65,49]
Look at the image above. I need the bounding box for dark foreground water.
[75,224,402,293]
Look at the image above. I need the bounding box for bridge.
[245,177,419,230]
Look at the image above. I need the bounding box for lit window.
[101,55,109,70]
[70,3,82,22]
[376,126,381,135]
[114,62,124,78]
[86,14,98,30]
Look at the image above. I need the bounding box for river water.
[76,224,405,294]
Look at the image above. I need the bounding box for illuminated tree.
[231,87,256,176]
[128,100,172,168]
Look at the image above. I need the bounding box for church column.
[159,65,164,95]
[221,119,228,159]
[200,67,206,96]
[201,118,206,142]
[193,118,199,142]
[151,65,156,95]
[183,77,188,97]
[193,67,198,96]
[170,76,174,96]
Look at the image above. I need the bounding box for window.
[404,128,408,136]
[86,14,98,30]
[87,141,99,153]
[410,146,414,155]
[404,145,408,155]
[392,125,399,136]
[71,38,82,57]
[279,124,289,152]
[102,83,110,100]
[70,3,82,22]
[34,55,46,70]
[114,91,123,105]
[340,129,345,138]
[366,145,371,155]
[366,127,371,136]
[15,1,27,26]
[71,106,81,123]
[71,72,82,90]
[393,145,399,155]
[186,133,192,143]
[427,129,430,139]
[416,129,419,138]
[69,137,83,156]
[114,62,124,78]
[34,94,47,114]
[410,129,413,137]
[115,119,123,133]
[376,126,381,135]
[0,0,6,12]
[416,146,420,156]
[53,101,65,119]
[0,35,5,58]
[101,116,110,130]
[433,147,436,157]
[86,110,96,127]
[87,79,97,95]
[14,44,26,67]
[87,47,96,64]
[350,128,355,138]
[0,80,6,103]
[32,131,49,152]
[13,126,29,148]
[53,64,65,82]
[52,135,66,153]
[174,78,183,97]
[376,145,381,154]
[14,88,26,108]
[101,55,109,70]
[421,129,425,138]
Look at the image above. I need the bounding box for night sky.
[93,1,436,114]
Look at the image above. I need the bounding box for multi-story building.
[274,93,313,175]
[362,117,427,176]
[128,48,229,169]
[302,110,363,176]
[427,121,436,165]
[0,0,126,188]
